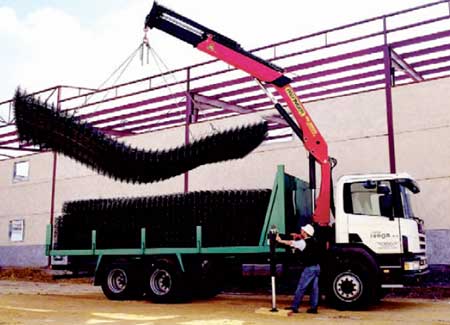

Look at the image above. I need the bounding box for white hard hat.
[301,224,315,237]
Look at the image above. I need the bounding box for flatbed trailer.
[46,165,310,302]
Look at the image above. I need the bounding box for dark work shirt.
[298,237,321,266]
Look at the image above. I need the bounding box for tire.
[146,259,188,303]
[194,259,224,299]
[327,261,376,310]
[101,264,141,300]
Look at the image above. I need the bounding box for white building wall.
[0,77,449,266]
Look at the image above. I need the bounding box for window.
[9,219,25,242]
[344,181,393,217]
[400,186,416,219]
[13,161,29,182]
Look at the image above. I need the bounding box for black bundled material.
[13,89,268,183]
[54,189,271,250]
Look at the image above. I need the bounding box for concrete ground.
[0,280,449,325]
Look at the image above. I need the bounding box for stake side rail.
[145,3,331,225]
[45,166,292,258]
[45,225,285,257]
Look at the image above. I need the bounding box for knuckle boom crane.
[145,3,332,226]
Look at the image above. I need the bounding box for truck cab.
[327,173,428,307]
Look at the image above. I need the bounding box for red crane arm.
[145,3,331,225]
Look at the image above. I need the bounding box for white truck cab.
[326,172,428,307]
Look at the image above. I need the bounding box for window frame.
[9,219,25,242]
[13,160,30,182]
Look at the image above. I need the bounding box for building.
[0,1,449,268]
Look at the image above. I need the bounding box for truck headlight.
[404,260,420,271]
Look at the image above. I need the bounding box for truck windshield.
[400,186,416,219]
[343,181,393,217]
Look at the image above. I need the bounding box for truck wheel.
[195,259,224,299]
[328,262,376,309]
[101,265,140,300]
[146,260,187,303]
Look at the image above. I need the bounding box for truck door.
[343,180,402,254]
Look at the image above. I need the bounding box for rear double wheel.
[146,259,188,303]
[101,264,142,300]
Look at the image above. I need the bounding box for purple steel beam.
[219,69,385,105]
[0,130,16,138]
[0,146,41,152]
[392,29,450,49]
[11,61,445,140]
[400,42,450,59]
[249,0,448,53]
[102,107,186,131]
[78,45,450,132]
[47,62,450,135]
[193,46,384,95]
[128,102,305,133]
[184,68,191,193]
[61,79,187,113]
[196,46,449,110]
[94,102,185,130]
[412,54,450,69]
[77,90,185,120]
[2,22,450,139]
[266,134,293,142]
[0,138,20,146]
[48,27,450,134]
[391,49,424,82]
[191,28,449,97]
[194,26,450,97]
[60,72,187,104]
[2,61,449,143]
[0,64,440,143]
[193,94,288,126]
[383,46,397,173]
[48,86,61,267]
[387,14,450,36]
[103,129,135,137]
[292,58,384,81]
[52,11,450,113]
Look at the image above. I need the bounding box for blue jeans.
[291,264,320,310]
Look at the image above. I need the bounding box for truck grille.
[419,234,426,251]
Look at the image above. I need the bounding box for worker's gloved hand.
[290,233,302,240]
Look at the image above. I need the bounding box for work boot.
[306,308,318,314]
[284,307,298,313]
[284,306,298,312]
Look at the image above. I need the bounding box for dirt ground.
[1,268,450,325]
[0,278,450,325]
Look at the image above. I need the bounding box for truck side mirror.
[377,184,391,194]
[379,194,394,220]
[363,180,377,189]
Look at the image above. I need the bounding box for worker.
[276,224,320,314]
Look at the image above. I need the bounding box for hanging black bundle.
[14,89,268,183]
[55,189,272,250]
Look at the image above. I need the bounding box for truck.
[45,2,428,309]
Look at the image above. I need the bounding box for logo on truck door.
[370,231,399,250]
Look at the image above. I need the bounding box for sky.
[0,0,435,102]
